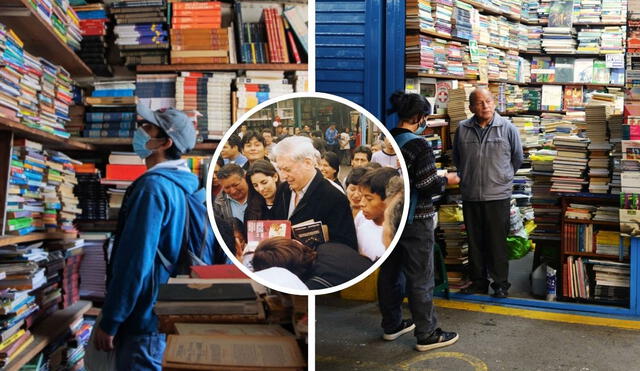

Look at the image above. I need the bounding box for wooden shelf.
[564,251,628,261]
[0,0,92,77]
[564,218,620,227]
[0,118,95,151]
[137,63,308,72]
[0,232,77,248]
[3,301,92,371]
[73,137,218,151]
[488,79,527,85]
[458,0,522,23]
[412,29,521,53]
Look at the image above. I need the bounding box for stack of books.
[593,206,619,222]
[84,81,137,138]
[235,71,293,125]
[170,1,230,64]
[44,150,83,233]
[73,3,111,77]
[601,0,627,23]
[577,28,601,53]
[45,316,92,370]
[445,41,465,77]
[542,27,577,53]
[432,2,453,36]
[294,70,308,92]
[28,0,81,48]
[0,288,38,362]
[6,139,47,236]
[60,246,84,309]
[550,135,590,193]
[527,26,543,53]
[78,232,111,300]
[74,165,109,221]
[529,148,561,240]
[600,26,625,54]
[405,34,433,73]
[175,71,235,140]
[446,85,474,137]
[451,1,473,40]
[577,0,601,24]
[523,0,540,23]
[585,102,612,193]
[101,152,144,219]
[588,259,629,304]
[135,73,176,111]
[512,116,543,148]
[406,0,434,32]
[437,204,468,293]
[112,0,169,66]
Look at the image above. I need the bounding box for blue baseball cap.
[136,103,197,153]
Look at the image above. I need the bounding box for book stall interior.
[402,0,640,315]
[0,0,309,369]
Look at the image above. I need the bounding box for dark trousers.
[377,217,437,339]
[462,199,511,290]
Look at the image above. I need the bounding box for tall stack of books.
[175,71,235,140]
[523,0,539,23]
[585,102,613,193]
[112,0,169,66]
[18,52,43,134]
[405,34,433,73]
[64,5,82,51]
[6,139,47,236]
[135,73,176,111]
[578,0,601,24]
[512,116,542,148]
[46,150,82,234]
[437,204,468,292]
[529,148,560,240]
[83,81,137,138]
[447,85,474,138]
[74,165,109,221]
[235,71,293,123]
[451,1,473,40]
[551,135,590,193]
[445,41,464,77]
[78,232,110,300]
[73,3,111,77]
[27,0,80,48]
[170,1,230,64]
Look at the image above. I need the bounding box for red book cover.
[286,28,301,64]
[172,1,222,10]
[274,9,289,63]
[105,164,146,181]
[264,8,278,63]
[190,264,249,279]
[246,220,291,245]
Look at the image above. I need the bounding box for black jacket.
[305,243,373,290]
[272,169,358,249]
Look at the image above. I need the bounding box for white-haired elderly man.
[270,136,358,250]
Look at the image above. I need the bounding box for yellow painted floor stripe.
[434,298,640,330]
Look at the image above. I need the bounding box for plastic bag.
[506,236,531,260]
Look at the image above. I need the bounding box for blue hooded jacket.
[99,165,199,336]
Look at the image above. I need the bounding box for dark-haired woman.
[319,151,344,192]
[377,91,460,352]
[244,159,280,221]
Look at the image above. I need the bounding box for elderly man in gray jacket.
[453,88,523,298]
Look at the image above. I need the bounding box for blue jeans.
[115,333,166,371]
[377,217,437,339]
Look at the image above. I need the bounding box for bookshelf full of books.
[404,0,640,312]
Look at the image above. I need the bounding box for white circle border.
[205,92,411,296]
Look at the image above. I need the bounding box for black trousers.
[377,217,437,339]
[462,199,511,290]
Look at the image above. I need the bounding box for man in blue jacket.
[93,104,205,369]
[453,88,523,298]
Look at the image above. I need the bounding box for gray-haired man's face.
[276,155,315,192]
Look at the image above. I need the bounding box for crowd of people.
[211,118,406,290]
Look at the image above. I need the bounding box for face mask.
[133,127,153,159]
[414,121,427,135]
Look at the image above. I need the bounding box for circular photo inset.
[206,92,410,295]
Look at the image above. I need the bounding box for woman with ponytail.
[377,91,461,352]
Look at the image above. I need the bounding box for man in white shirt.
[270,136,358,249]
[371,136,400,169]
[355,167,400,261]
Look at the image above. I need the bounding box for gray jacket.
[453,112,523,201]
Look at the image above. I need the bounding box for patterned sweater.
[391,128,447,219]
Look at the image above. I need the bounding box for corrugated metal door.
[316,0,405,129]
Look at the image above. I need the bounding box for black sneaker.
[492,287,508,298]
[382,319,416,341]
[416,328,459,351]
[459,281,489,295]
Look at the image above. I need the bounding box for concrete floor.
[316,295,640,371]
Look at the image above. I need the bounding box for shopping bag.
[84,312,117,371]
